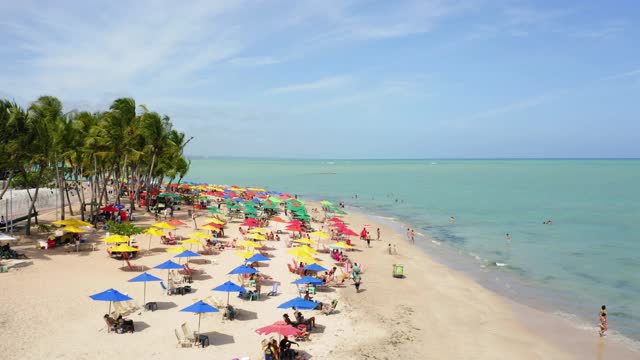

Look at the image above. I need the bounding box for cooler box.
[393,264,404,278]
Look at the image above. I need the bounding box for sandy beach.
[1,195,638,360]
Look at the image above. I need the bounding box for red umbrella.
[100,205,119,212]
[288,220,303,226]
[242,219,259,227]
[286,225,303,232]
[280,193,292,200]
[340,229,358,236]
[328,217,343,223]
[255,321,303,337]
[168,219,187,227]
[204,222,223,228]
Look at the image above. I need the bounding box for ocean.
[187,159,640,347]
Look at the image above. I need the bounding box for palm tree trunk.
[145,151,157,212]
[0,171,14,200]
[24,166,45,236]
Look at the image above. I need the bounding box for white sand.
[1,199,637,360]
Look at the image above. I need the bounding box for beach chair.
[181,322,201,347]
[175,329,193,348]
[125,300,140,313]
[287,263,296,274]
[322,299,339,315]
[113,302,131,316]
[267,282,279,296]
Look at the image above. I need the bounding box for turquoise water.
[187,159,640,344]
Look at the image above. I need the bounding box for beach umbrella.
[331,241,353,249]
[152,222,176,230]
[248,228,267,233]
[292,276,324,285]
[320,200,333,206]
[287,247,315,257]
[100,205,119,212]
[256,321,303,337]
[167,219,187,227]
[180,238,204,250]
[103,234,130,244]
[340,229,358,237]
[208,207,220,214]
[203,222,223,229]
[246,253,270,264]
[174,250,201,263]
[188,232,210,239]
[277,297,317,310]
[309,231,330,239]
[270,216,287,223]
[328,217,343,223]
[212,281,246,305]
[89,288,132,316]
[242,218,259,227]
[246,233,267,241]
[206,218,225,225]
[235,250,255,259]
[303,263,328,272]
[154,260,184,282]
[109,244,139,252]
[128,272,162,305]
[228,265,258,275]
[180,300,219,335]
[238,240,262,249]
[53,218,92,227]
[144,227,165,250]
[62,226,87,233]
[293,238,317,246]
[200,225,221,232]
[296,255,321,265]
[166,245,187,254]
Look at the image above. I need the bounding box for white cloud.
[266,75,353,95]
[227,56,282,66]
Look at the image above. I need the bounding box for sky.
[1,0,639,159]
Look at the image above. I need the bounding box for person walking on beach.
[388,244,392,254]
[354,275,362,293]
[599,311,608,336]
[406,228,411,241]
[410,229,415,244]
[376,228,380,241]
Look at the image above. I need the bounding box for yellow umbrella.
[200,225,221,232]
[293,238,317,245]
[248,227,267,233]
[103,234,130,243]
[109,244,139,252]
[166,245,187,253]
[53,219,92,227]
[152,222,175,230]
[246,233,267,241]
[145,228,165,236]
[181,239,204,246]
[299,245,317,254]
[205,218,225,225]
[296,256,321,265]
[287,247,315,257]
[333,241,353,249]
[235,250,255,259]
[238,240,262,248]
[309,231,330,239]
[188,232,210,239]
[62,226,87,233]
[248,187,266,192]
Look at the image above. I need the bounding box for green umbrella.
[320,200,333,206]
[268,196,283,204]
[208,207,220,214]
[158,193,181,198]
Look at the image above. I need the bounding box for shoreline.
[1,190,638,359]
[335,202,640,359]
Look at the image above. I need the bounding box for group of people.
[103,314,134,334]
[262,336,299,360]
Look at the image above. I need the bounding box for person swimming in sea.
[543,220,553,225]
[599,306,608,337]
[506,233,511,241]
[450,216,455,223]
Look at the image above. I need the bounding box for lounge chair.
[175,329,193,348]
[125,300,140,313]
[181,322,201,347]
[113,302,131,316]
[322,299,339,315]
[267,282,279,296]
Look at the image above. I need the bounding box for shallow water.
[187,158,640,347]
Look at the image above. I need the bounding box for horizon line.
[184,155,640,161]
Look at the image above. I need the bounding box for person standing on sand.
[354,275,362,293]
[388,244,392,254]
[599,312,608,337]
[410,229,415,243]
[406,228,411,241]
[376,228,380,241]
[191,212,197,229]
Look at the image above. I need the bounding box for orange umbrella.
[168,219,187,227]
[270,217,287,223]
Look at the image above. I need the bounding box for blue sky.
[1,0,639,158]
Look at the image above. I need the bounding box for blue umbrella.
[89,288,132,315]
[277,297,318,310]
[212,281,246,305]
[128,272,162,305]
[246,253,270,263]
[154,260,184,282]
[180,300,219,335]
[303,263,328,272]
[228,265,258,275]
[174,250,201,263]
[292,276,324,285]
